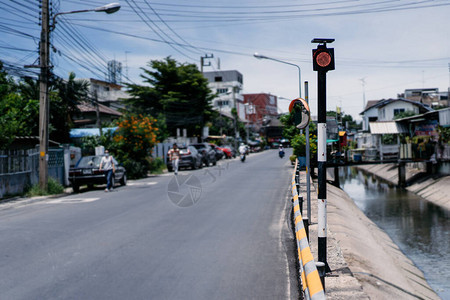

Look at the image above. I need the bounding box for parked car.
[219,146,232,159]
[220,145,236,159]
[209,144,224,160]
[166,145,203,172]
[69,155,127,193]
[191,143,217,166]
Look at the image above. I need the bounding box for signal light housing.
[312,46,335,72]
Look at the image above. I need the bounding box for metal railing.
[291,159,325,300]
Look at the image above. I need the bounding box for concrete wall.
[0,148,65,198]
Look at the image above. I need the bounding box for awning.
[369,121,408,134]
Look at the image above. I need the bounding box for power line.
[124,0,197,61]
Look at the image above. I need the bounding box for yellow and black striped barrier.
[291,159,325,300]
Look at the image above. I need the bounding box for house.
[357,98,432,160]
[261,116,284,147]
[85,78,130,110]
[401,88,449,108]
[243,93,278,133]
[360,98,432,131]
[71,78,128,128]
[73,101,122,128]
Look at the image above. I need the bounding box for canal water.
[339,167,450,299]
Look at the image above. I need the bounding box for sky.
[1,0,449,121]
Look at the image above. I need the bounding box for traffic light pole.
[317,70,329,273]
[305,82,311,224]
[312,38,335,289]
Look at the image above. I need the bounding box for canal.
[339,167,450,299]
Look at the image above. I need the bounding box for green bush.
[121,158,150,179]
[148,157,165,174]
[26,177,64,197]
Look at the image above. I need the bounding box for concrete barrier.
[291,160,325,300]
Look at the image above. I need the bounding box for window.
[217,88,228,94]
[269,95,275,105]
[217,100,229,107]
[214,76,223,82]
[393,108,405,116]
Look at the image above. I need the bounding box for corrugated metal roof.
[369,121,408,134]
[439,107,450,127]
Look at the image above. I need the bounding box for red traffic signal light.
[312,46,335,72]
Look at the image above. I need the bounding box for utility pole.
[95,90,102,136]
[360,77,366,111]
[39,0,50,190]
[200,54,213,72]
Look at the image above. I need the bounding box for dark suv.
[190,143,217,167]
[166,145,203,171]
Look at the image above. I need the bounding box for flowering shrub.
[113,114,159,178]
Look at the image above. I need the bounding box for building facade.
[243,93,278,132]
[202,70,244,114]
[360,98,432,131]
[87,78,129,110]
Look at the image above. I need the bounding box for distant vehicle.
[209,144,224,160]
[166,145,203,172]
[219,146,232,159]
[69,155,127,193]
[221,145,236,158]
[191,143,217,166]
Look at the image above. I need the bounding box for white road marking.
[127,182,158,186]
[42,198,100,204]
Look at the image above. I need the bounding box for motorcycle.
[279,150,285,158]
[240,153,246,162]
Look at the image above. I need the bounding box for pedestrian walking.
[99,150,115,191]
[168,143,180,175]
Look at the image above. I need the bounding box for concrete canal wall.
[299,170,440,299]
[355,163,450,211]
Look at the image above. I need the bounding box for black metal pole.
[317,70,330,276]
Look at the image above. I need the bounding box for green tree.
[280,112,317,164]
[0,63,89,147]
[50,73,88,143]
[124,57,215,137]
[0,63,39,148]
[394,110,417,120]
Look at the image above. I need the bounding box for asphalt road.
[0,149,298,300]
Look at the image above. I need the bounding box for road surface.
[0,149,298,299]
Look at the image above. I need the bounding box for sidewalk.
[297,170,439,299]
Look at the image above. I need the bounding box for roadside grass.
[26,177,64,197]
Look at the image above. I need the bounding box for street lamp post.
[254,53,301,97]
[37,1,120,190]
[253,53,311,226]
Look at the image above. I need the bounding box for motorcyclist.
[239,143,247,162]
[279,145,285,158]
